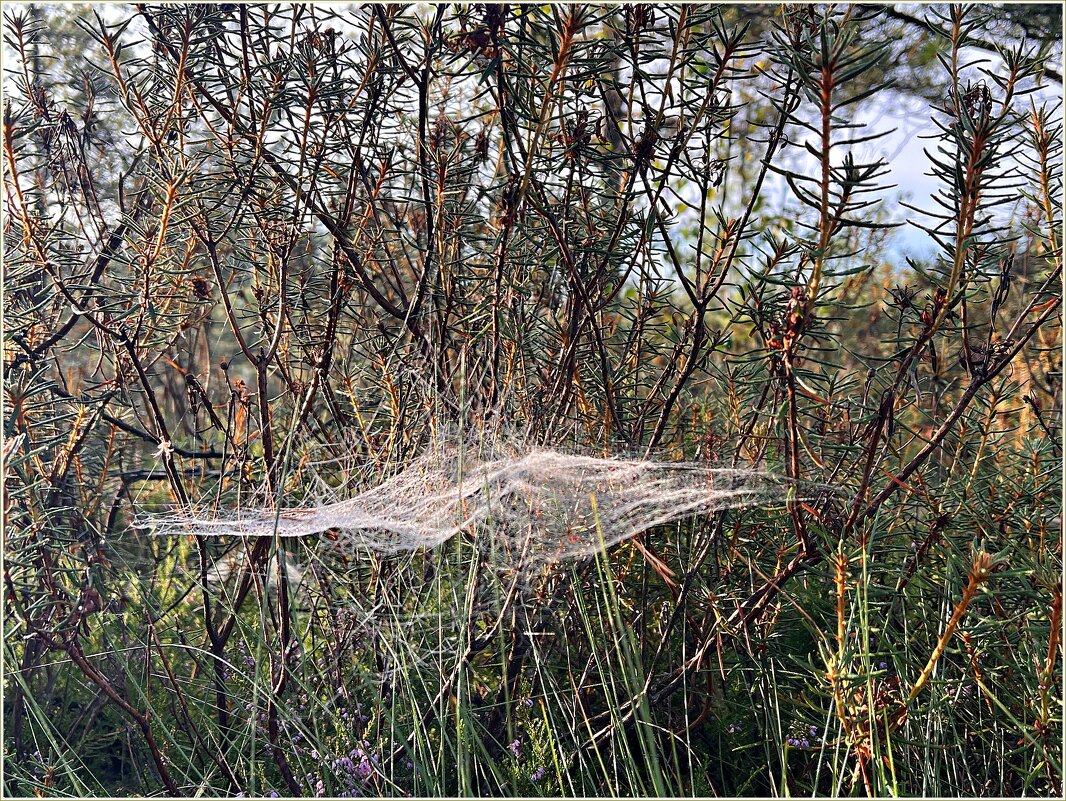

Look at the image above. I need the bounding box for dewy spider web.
[139,436,801,569]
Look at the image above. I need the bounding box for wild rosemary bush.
[3,4,1061,797]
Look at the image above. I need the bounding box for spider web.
[138,435,803,571]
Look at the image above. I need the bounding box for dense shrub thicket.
[3,4,1062,797]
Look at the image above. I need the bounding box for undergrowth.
[3,4,1062,797]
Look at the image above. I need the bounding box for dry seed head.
[970,550,995,583]
[833,550,849,585]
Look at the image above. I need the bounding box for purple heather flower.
[801,739,810,748]
[530,767,546,782]
[314,779,326,797]
[508,739,522,759]
[809,725,818,737]
[268,793,279,798]
[878,661,888,671]
[524,698,534,707]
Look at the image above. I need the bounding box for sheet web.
[139,436,798,571]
